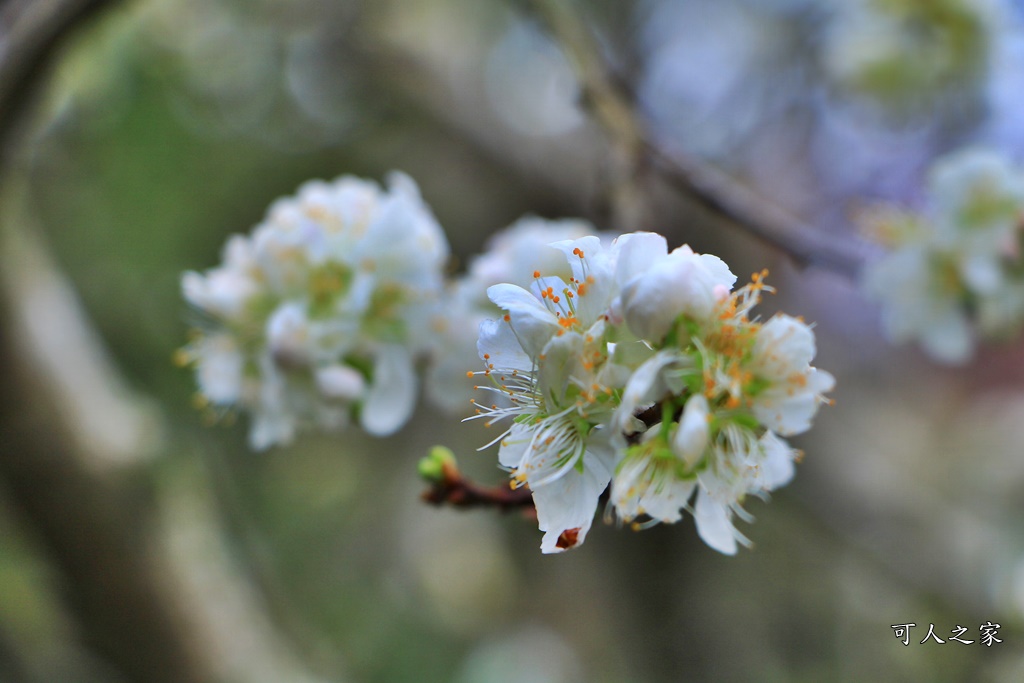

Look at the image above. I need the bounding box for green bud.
[418,445,458,483]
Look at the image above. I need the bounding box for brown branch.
[521,0,877,279]
[421,459,536,514]
[421,399,672,515]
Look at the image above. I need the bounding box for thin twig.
[521,0,876,279]
[422,401,674,515]
[422,459,537,513]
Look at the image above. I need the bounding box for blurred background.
[2,0,1024,681]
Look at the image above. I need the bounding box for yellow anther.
[172,348,191,367]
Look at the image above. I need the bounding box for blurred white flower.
[181,172,448,448]
[823,0,994,115]
[192,333,244,404]
[929,149,1024,291]
[863,148,1024,362]
[485,20,584,138]
[181,235,260,321]
[863,241,975,363]
[461,216,597,310]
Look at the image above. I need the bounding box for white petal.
[249,362,294,450]
[222,234,255,269]
[535,449,612,553]
[249,411,295,450]
[182,269,257,320]
[694,489,738,555]
[754,315,815,377]
[691,251,737,291]
[537,332,584,403]
[919,309,974,364]
[757,431,795,490]
[488,282,548,315]
[549,235,604,285]
[642,478,696,524]
[487,283,559,357]
[477,318,534,372]
[614,349,683,428]
[611,454,696,524]
[315,364,366,400]
[497,422,533,470]
[810,368,836,394]
[549,236,617,324]
[673,394,710,468]
[960,252,1003,294]
[614,232,668,288]
[266,302,311,366]
[359,176,448,283]
[625,350,678,402]
[360,345,417,436]
[425,311,483,413]
[195,335,244,404]
[620,250,731,340]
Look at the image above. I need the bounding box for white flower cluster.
[863,149,1024,363]
[181,172,834,557]
[180,172,448,449]
[470,232,834,554]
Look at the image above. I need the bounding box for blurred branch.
[521,0,876,279]
[0,0,119,155]
[0,222,214,683]
[0,204,341,683]
[0,3,342,681]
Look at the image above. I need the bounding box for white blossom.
[929,149,1024,294]
[748,315,836,437]
[470,236,624,552]
[862,148,1024,362]
[615,232,736,342]
[863,245,975,363]
[181,172,448,448]
[470,231,832,554]
[607,269,830,554]
[424,217,599,414]
[823,0,995,114]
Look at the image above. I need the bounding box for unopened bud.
[418,445,458,483]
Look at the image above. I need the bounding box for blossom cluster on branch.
[180,172,834,554]
[179,173,448,448]
[468,231,833,553]
[862,149,1024,363]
